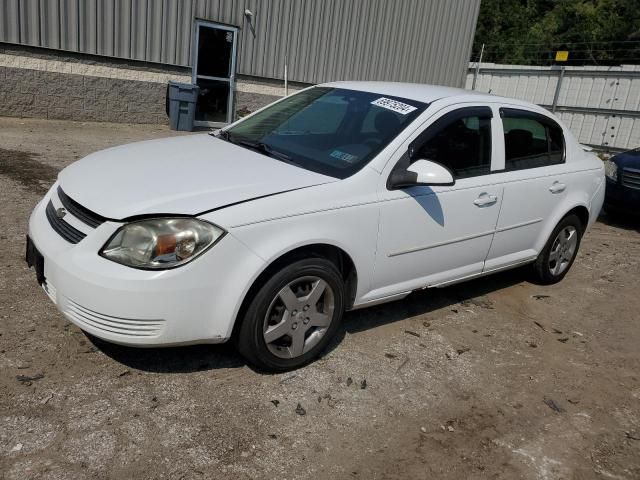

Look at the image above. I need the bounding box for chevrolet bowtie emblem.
[55,207,67,219]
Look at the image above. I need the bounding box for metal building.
[0,0,481,125]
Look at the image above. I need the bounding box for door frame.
[191,19,238,127]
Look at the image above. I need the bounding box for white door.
[484,107,569,271]
[192,20,238,127]
[370,105,503,299]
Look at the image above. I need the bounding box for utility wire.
[476,40,640,46]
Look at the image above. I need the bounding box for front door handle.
[549,181,567,194]
[474,193,498,207]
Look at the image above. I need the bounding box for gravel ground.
[0,117,639,480]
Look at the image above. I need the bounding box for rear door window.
[501,109,565,171]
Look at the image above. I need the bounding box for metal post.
[284,55,288,97]
[552,66,565,113]
[472,43,484,90]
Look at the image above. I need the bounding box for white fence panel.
[466,63,640,151]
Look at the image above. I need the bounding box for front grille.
[46,200,86,244]
[64,299,165,337]
[57,187,106,228]
[622,167,640,190]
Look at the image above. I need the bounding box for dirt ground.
[0,117,639,480]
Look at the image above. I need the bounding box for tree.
[473,0,640,65]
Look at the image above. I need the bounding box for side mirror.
[389,159,455,189]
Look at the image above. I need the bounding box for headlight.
[605,160,618,181]
[100,218,225,269]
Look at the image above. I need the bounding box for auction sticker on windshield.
[371,97,417,115]
[330,150,359,163]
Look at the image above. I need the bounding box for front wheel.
[237,258,345,372]
[532,214,583,285]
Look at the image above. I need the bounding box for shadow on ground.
[342,266,528,335]
[598,211,640,233]
[87,335,247,373]
[92,266,529,374]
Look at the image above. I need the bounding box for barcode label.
[371,97,417,115]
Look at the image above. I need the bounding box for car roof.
[320,81,538,110]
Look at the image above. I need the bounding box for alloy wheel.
[548,226,578,276]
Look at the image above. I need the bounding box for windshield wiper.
[211,131,298,166]
[234,139,296,165]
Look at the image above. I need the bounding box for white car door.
[367,105,504,301]
[484,106,570,271]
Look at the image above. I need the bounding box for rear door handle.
[549,182,567,194]
[474,193,498,207]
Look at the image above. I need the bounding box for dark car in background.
[604,148,640,217]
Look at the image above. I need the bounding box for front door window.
[413,109,493,178]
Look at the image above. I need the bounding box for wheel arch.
[229,243,358,341]
[564,205,590,233]
[535,200,591,254]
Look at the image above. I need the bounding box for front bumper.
[604,178,640,215]
[27,192,265,346]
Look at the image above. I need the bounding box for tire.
[532,214,583,285]
[237,257,345,372]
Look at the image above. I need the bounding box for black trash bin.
[166,81,200,131]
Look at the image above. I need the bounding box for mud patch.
[0,148,59,193]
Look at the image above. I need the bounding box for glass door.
[192,20,238,127]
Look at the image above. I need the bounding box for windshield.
[223,87,427,179]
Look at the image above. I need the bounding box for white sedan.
[27,82,605,371]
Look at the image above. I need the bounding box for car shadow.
[90,266,530,374]
[86,335,246,373]
[598,211,640,232]
[327,266,528,349]
[407,186,445,226]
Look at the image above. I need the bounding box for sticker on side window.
[371,97,417,115]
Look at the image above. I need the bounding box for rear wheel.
[237,258,345,372]
[532,214,583,284]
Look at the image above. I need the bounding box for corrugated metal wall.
[0,0,480,86]
[466,63,640,151]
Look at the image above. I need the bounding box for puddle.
[0,148,59,194]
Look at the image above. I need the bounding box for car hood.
[613,149,640,169]
[58,134,336,219]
